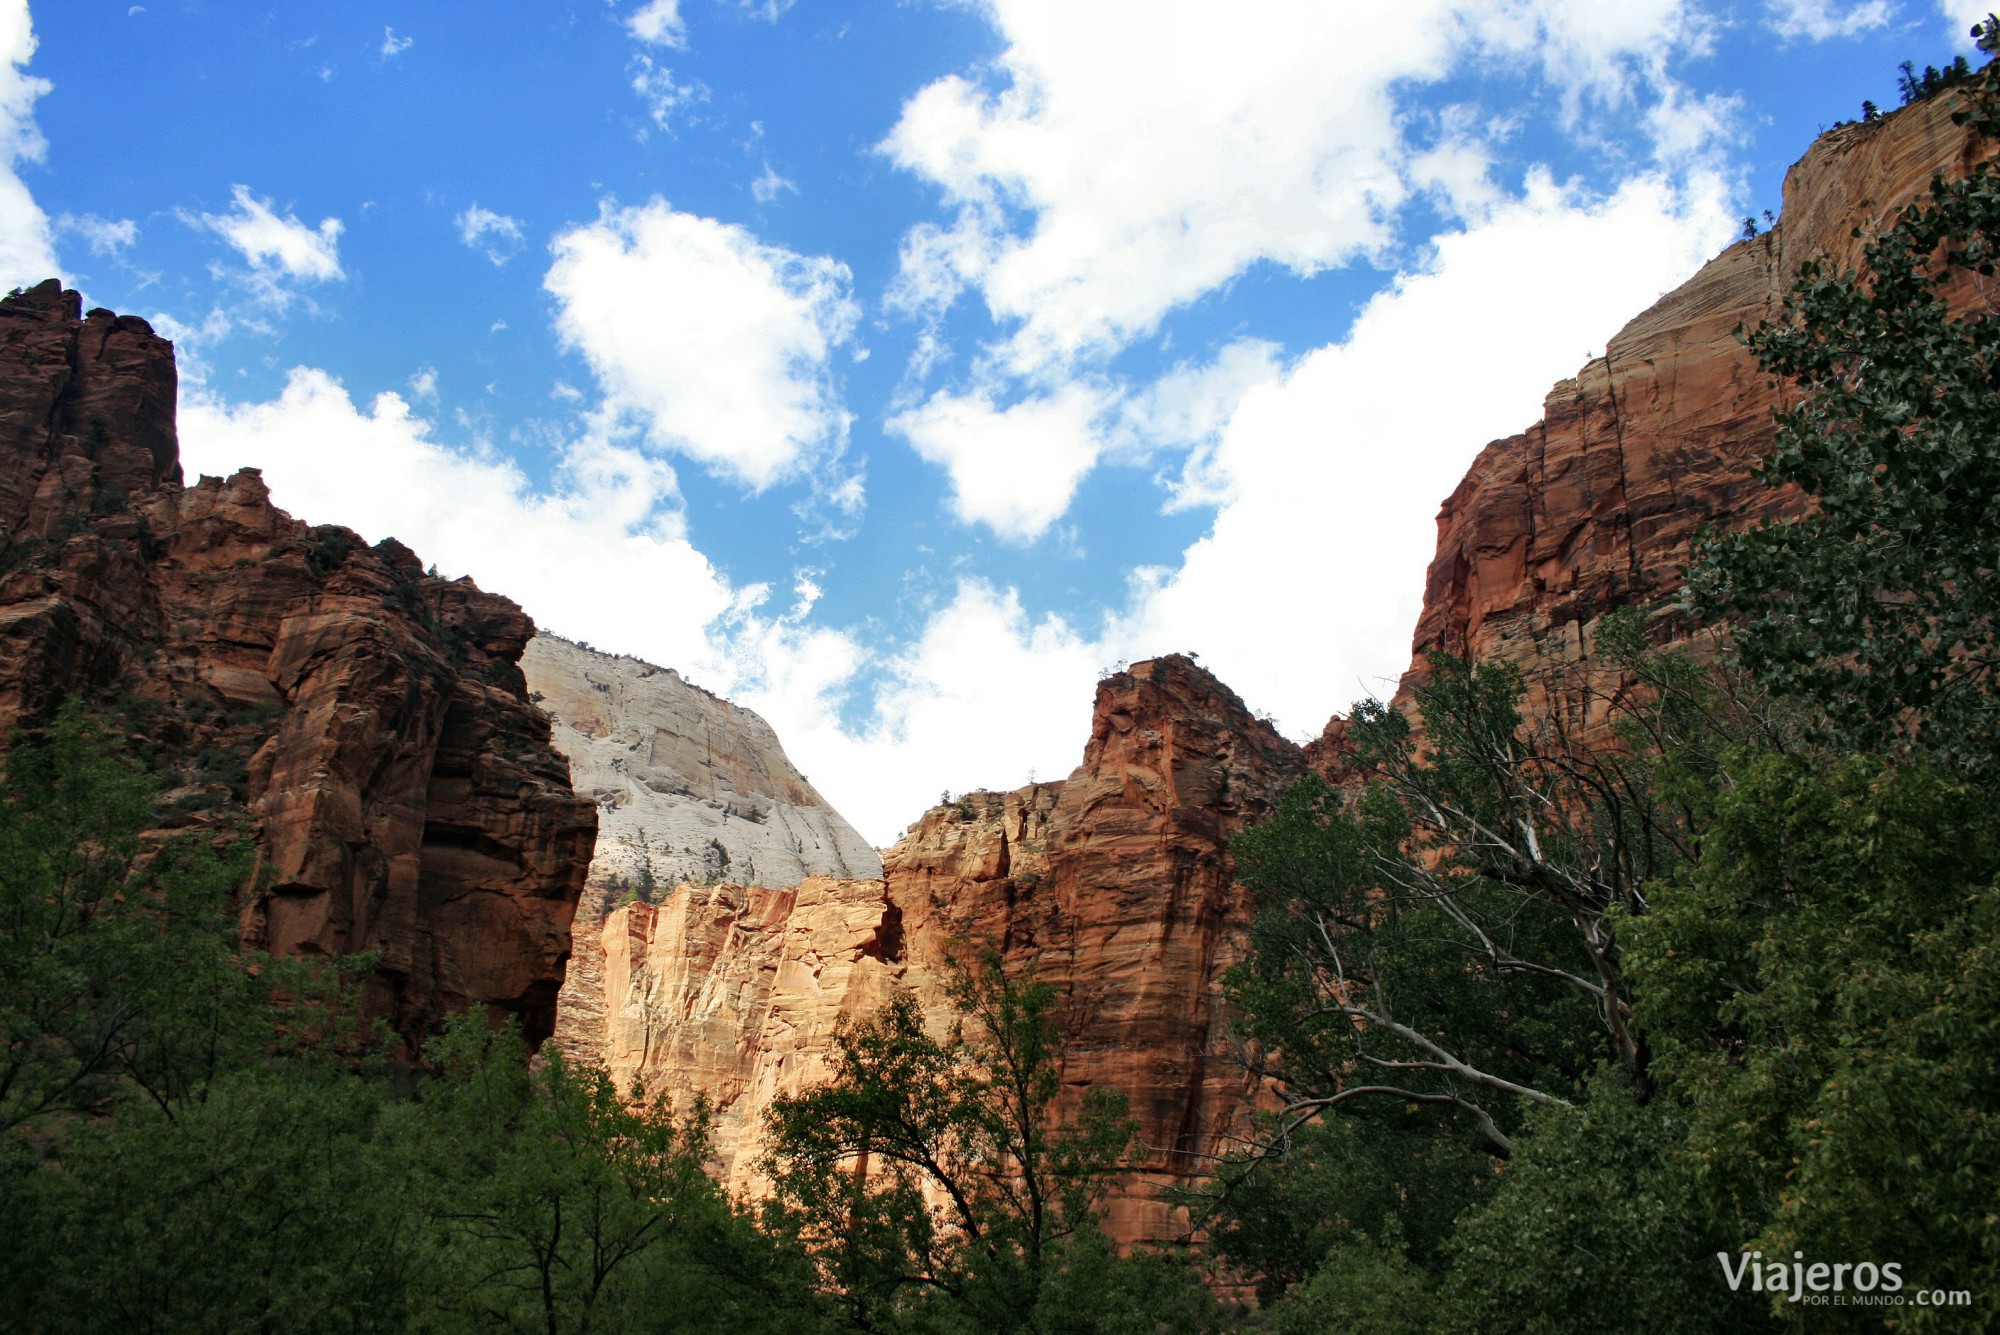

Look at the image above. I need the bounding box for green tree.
[7,1068,420,1331]
[403,1016,782,1334]
[1625,756,2000,1328]
[1226,649,1694,1164]
[1690,70,2000,773]
[762,957,1212,1333]
[0,699,262,1133]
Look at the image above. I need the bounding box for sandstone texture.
[0,281,595,1048]
[579,656,1302,1241]
[1364,89,1998,736]
[525,633,880,1065]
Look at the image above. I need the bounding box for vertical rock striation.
[0,280,595,1048]
[578,656,1303,1241]
[1378,90,1999,726]
[523,633,882,1066]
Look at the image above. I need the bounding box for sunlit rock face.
[573,655,1303,1242]
[0,280,596,1048]
[1340,88,1999,758]
[526,633,883,1070]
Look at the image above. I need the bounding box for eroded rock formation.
[1377,89,1998,724]
[525,633,880,1065]
[0,280,595,1047]
[580,655,1302,1240]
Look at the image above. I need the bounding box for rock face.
[0,280,596,1048]
[524,634,879,893]
[580,655,1303,1241]
[887,656,1304,1242]
[1377,90,1998,721]
[524,633,881,1065]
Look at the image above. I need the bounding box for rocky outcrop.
[888,656,1304,1241]
[524,634,879,894]
[1375,88,1999,724]
[0,280,595,1048]
[581,655,1303,1241]
[524,633,881,1066]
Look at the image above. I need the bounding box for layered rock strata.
[0,280,595,1047]
[524,633,880,1064]
[1371,87,1998,731]
[581,656,1302,1241]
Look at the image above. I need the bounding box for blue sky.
[0,0,1987,841]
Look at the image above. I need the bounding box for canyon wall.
[578,655,1303,1240]
[523,633,881,1066]
[1372,88,1998,732]
[0,280,595,1047]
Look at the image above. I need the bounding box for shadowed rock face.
[0,280,595,1048]
[1354,89,2000,744]
[578,656,1303,1240]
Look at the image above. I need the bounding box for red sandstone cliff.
[0,280,595,1047]
[583,656,1302,1240]
[1361,88,1999,742]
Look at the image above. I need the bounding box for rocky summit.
[0,279,595,1049]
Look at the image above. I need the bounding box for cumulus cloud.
[734,579,1102,844]
[163,155,1732,850]
[379,26,413,59]
[881,0,1709,379]
[546,199,858,490]
[191,184,343,305]
[1767,0,1892,41]
[456,203,523,264]
[773,171,1734,841]
[0,0,58,289]
[888,383,1109,542]
[1103,169,1736,735]
[176,368,740,677]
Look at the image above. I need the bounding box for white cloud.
[456,203,523,264]
[1941,0,1998,46]
[408,367,438,402]
[192,184,343,304]
[734,580,1101,844]
[1104,168,1736,735]
[57,212,138,257]
[751,163,796,204]
[0,0,58,289]
[627,0,686,48]
[379,25,413,59]
[1767,0,1892,41]
[164,163,1731,850]
[545,199,858,491]
[631,54,703,131]
[889,383,1109,542]
[882,0,1709,378]
[177,368,739,678]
